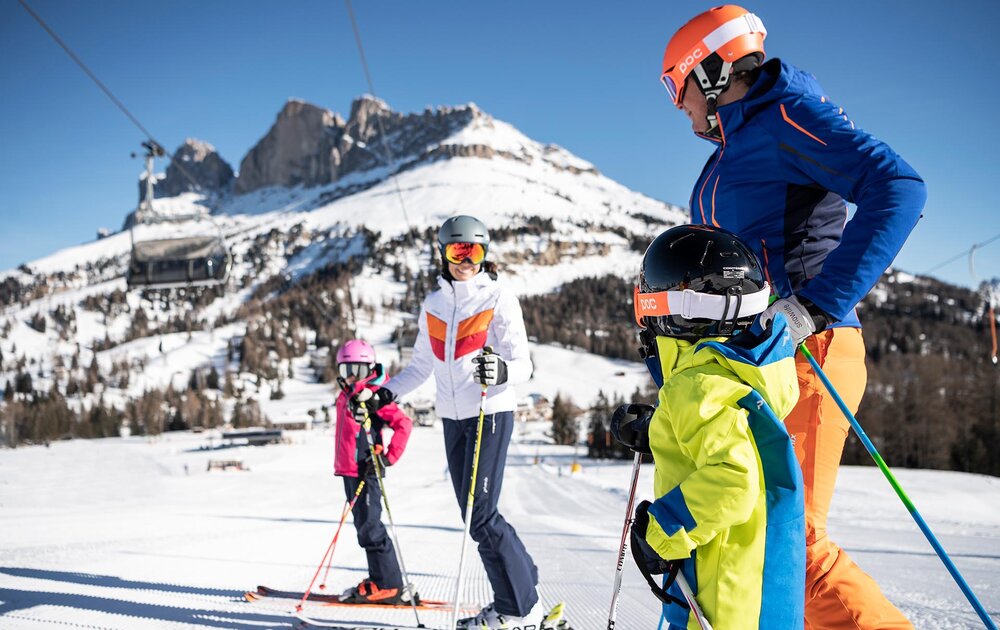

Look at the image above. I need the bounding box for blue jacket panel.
[690,59,926,324]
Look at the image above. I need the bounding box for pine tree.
[206,366,220,390]
[550,394,578,446]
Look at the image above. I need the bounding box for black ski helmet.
[634,224,770,339]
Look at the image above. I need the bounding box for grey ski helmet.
[437,215,490,262]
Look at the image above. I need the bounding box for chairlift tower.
[132,141,165,225]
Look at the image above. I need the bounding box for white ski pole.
[450,350,492,630]
[675,572,713,630]
[607,450,642,630]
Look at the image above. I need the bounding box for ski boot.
[456,601,571,629]
[338,578,405,605]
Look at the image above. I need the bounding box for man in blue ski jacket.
[658,5,926,629]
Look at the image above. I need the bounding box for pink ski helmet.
[336,339,376,365]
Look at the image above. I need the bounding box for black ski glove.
[632,500,680,576]
[610,403,655,454]
[472,353,508,386]
[358,442,390,476]
[632,500,686,607]
[350,387,395,415]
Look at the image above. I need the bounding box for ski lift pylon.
[969,244,998,365]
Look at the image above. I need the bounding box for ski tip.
[544,601,574,629]
[243,592,257,602]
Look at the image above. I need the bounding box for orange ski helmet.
[661,5,767,108]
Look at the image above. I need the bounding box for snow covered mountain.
[0,95,686,443]
[1,95,996,478]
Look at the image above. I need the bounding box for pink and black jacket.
[333,368,413,477]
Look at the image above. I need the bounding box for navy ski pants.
[343,473,402,589]
[443,411,538,617]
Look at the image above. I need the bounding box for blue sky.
[1,0,997,289]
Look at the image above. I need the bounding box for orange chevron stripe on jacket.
[426,313,447,361]
[454,309,493,359]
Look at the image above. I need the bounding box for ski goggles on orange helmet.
[338,362,373,380]
[660,74,685,108]
[660,6,767,108]
[443,241,487,265]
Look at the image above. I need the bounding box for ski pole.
[675,572,713,630]
[319,482,366,591]
[450,348,492,630]
[339,376,424,627]
[296,479,366,611]
[607,450,642,630]
[800,344,998,630]
[357,399,424,628]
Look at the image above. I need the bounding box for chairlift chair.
[127,233,231,290]
[125,140,233,291]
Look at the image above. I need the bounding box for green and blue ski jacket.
[645,318,805,629]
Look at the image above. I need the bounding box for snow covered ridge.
[145,96,600,201]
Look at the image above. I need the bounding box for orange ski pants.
[787,328,913,630]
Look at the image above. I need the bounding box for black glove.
[631,500,685,606]
[350,387,395,415]
[472,353,508,386]
[357,440,389,476]
[610,403,654,454]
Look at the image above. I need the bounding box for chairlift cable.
[343,0,413,233]
[17,0,202,193]
[922,230,1000,275]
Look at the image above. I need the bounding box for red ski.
[247,585,462,612]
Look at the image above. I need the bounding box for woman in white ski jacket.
[355,215,541,629]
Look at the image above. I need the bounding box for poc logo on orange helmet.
[639,297,659,311]
[677,47,705,74]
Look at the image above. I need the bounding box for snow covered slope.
[0,427,997,629]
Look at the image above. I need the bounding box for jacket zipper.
[448,283,460,420]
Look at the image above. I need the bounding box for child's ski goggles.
[338,362,373,380]
[633,284,770,327]
[443,242,487,265]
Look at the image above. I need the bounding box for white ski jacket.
[389,272,533,420]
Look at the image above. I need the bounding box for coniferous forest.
[522,272,1000,476]
[1,225,997,476]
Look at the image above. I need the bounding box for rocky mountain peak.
[144,138,234,200]
[229,96,595,196]
[234,99,347,194]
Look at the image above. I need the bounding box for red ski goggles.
[443,242,487,265]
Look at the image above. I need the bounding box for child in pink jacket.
[333,339,413,604]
